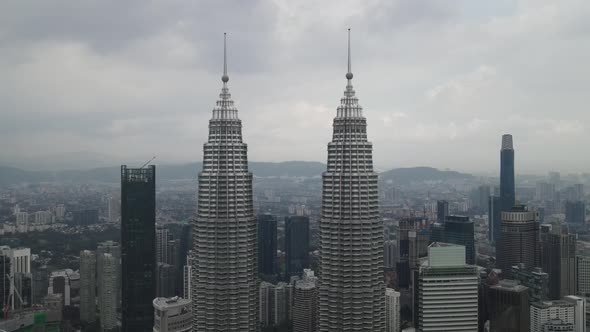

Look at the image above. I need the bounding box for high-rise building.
[563,295,586,332]
[183,255,192,300]
[97,241,121,310]
[430,215,475,265]
[437,200,449,224]
[191,34,257,332]
[566,201,586,224]
[156,227,172,264]
[385,288,400,332]
[152,297,192,332]
[32,266,48,305]
[512,264,549,302]
[285,216,310,279]
[488,195,502,243]
[500,134,516,212]
[0,246,31,310]
[540,225,577,299]
[274,282,290,326]
[0,256,10,318]
[293,270,318,332]
[530,300,575,332]
[99,253,117,332]
[487,279,530,332]
[121,165,156,332]
[259,281,275,328]
[384,240,398,270]
[258,214,277,277]
[318,30,385,332]
[79,250,96,323]
[417,243,479,331]
[577,256,590,296]
[157,263,176,298]
[497,205,539,277]
[536,182,557,201]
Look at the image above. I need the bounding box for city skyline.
[2,1,590,173]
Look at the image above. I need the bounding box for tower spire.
[346,28,353,81]
[222,32,229,83]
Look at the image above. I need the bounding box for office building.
[153,297,192,332]
[563,295,586,332]
[318,30,384,331]
[536,182,557,201]
[157,263,176,298]
[384,240,398,270]
[500,134,516,212]
[274,282,290,326]
[285,216,310,279]
[99,253,117,332]
[530,300,575,332]
[156,227,173,264]
[121,165,156,332]
[512,264,549,302]
[487,279,530,332]
[497,205,539,278]
[258,214,277,277]
[0,256,10,317]
[430,215,475,264]
[488,195,502,243]
[385,288,400,332]
[259,282,275,328]
[97,241,121,310]
[191,34,257,332]
[566,201,586,224]
[183,255,191,300]
[72,209,99,225]
[0,246,31,310]
[437,200,449,224]
[540,225,577,299]
[32,266,48,305]
[417,243,479,331]
[293,270,318,332]
[79,250,96,323]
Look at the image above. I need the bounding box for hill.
[379,166,473,185]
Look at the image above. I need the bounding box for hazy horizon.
[2,0,590,174]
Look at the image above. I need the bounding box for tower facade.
[285,216,310,279]
[500,134,516,211]
[497,205,539,278]
[191,34,257,331]
[79,250,96,323]
[121,165,156,332]
[258,214,277,277]
[318,30,385,331]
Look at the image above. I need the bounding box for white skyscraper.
[385,288,400,332]
[418,243,479,331]
[318,29,384,332]
[531,300,575,332]
[564,295,586,332]
[97,241,121,310]
[80,250,96,323]
[191,33,257,331]
[293,270,318,332]
[99,253,117,332]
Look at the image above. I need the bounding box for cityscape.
[2,1,590,332]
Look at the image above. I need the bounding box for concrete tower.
[318,29,385,331]
[191,33,257,331]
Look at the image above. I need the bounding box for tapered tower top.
[501,134,513,150]
[346,28,353,80]
[222,32,229,83]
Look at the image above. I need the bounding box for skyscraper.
[99,253,118,332]
[497,205,539,277]
[385,288,400,332]
[436,200,449,224]
[318,30,385,331]
[417,243,479,331]
[79,250,96,323]
[191,34,257,331]
[540,225,577,299]
[258,214,277,277]
[293,270,318,332]
[488,195,502,243]
[121,165,156,332]
[97,241,121,311]
[565,201,586,224]
[430,215,475,265]
[285,216,310,279]
[500,134,516,212]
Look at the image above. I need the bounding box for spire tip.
[346,28,353,80]
[222,32,229,83]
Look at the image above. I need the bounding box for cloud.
[1,0,590,173]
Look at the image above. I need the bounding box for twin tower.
[190,31,385,331]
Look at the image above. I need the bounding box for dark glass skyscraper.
[436,200,449,224]
[489,195,501,242]
[258,214,277,277]
[285,216,310,279]
[497,205,538,278]
[540,225,577,299]
[500,134,515,210]
[121,165,156,332]
[431,215,475,265]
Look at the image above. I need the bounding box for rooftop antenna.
[346,28,353,81]
[140,156,156,168]
[222,32,229,83]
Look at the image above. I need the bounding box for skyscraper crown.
[212,33,238,120]
[501,134,513,150]
[336,29,363,119]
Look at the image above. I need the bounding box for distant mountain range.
[0,163,473,185]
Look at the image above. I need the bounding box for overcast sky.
[1,0,589,173]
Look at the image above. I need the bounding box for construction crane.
[140,156,156,169]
